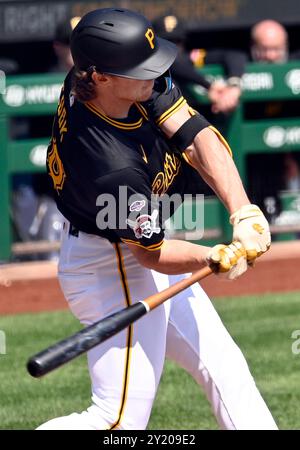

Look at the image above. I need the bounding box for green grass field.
[0,291,300,430]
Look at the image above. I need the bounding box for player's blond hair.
[71,69,97,102]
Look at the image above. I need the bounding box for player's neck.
[90,95,132,119]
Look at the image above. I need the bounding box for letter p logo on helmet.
[145,28,155,49]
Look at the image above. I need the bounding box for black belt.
[69,223,79,237]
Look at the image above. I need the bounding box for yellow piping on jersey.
[188,106,197,116]
[209,125,233,157]
[135,102,149,121]
[121,238,164,251]
[109,243,133,430]
[156,97,187,126]
[140,144,148,163]
[181,151,198,170]
[85,102,144,130]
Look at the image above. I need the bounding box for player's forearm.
[186,128,250,214]
[129,239,210,275]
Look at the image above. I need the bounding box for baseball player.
[37,8,277,430]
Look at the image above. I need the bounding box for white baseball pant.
[37,220,277,430]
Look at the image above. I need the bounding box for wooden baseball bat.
[27,266,212,378]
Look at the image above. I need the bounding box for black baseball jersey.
[47,70,210,250]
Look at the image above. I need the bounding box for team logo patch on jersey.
[129,200,146,212]
[126,209,160,239]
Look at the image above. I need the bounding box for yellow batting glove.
[206,241,248,280]
[230,204,271,263]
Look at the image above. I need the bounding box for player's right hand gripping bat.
[27,266,212,378]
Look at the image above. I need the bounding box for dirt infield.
[0,241,300,315]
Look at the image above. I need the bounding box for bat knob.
[27,357,44,378]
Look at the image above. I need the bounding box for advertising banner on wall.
[0,0,299,42]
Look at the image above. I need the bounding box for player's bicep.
[159,103,195,138]
[160,105,232,159]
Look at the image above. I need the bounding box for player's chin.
[138,88,153,102]
[137,81,154,101]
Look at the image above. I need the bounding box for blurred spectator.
[251,20,288,63]
[250,20,300,63]
[271,153,300,239]
[0,58,19,75]
[283,153,300,192]
[152,14,246,114]
[249,20,300,195]
[245,20,300,121]
[246,20,300,233]
[49,16,80,73]
[11,17,80,261]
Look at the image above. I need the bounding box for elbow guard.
[169,113,210,152]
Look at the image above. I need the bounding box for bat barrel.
[27,302,147,377]
[27,266,212,378]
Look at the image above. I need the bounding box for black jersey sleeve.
[95,167,165,251]
[142,80,187,127]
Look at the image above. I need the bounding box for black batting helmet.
[70,8,177,80]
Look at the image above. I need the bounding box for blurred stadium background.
[0,0,300,430]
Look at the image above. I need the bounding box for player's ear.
[91,71,110,86]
